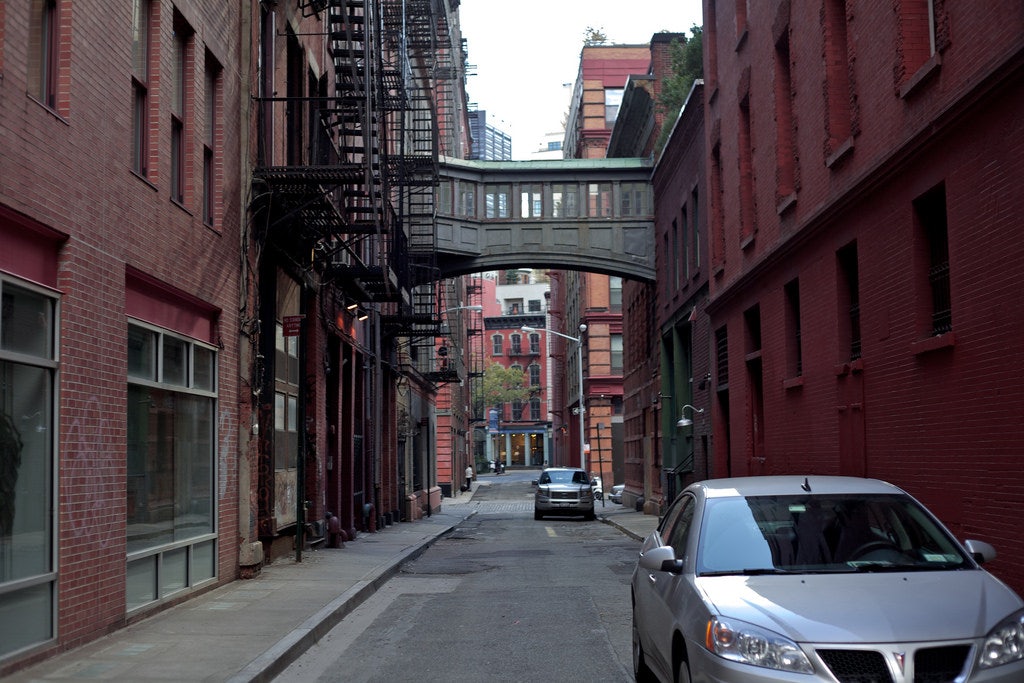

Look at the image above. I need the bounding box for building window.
[520,184,543,218]
[775,29,796,199]
[126,322,217,611]
[824,0,853,156]
[203,53,222,228]
[28,0,59,109]
[491,334,503,355]
[0,280,57,658]
[837,242,861,361]
[915,184,951,336]
[715,325,729,389]
[784,279,802,377]
[132,0,152,177]
[551,184,578,217]
[739,94,756,243]
[529,363,541,386]
[485,184,511,218]
[610,333,623,375]
[605,88,623,126]
[171,13,193,205]
[588,183,613,218]
[744,306,765,459]
[609,277,622,313]
[710,143,725,268]
[530,397,542,421]
[436,182,452,215]
[510,334,522,355]
[897,0,938,87]
[528,333,540,354]
[691,187,701,271]
[528,299,541,313]
[680,205,691,282]
[511,399,524,420]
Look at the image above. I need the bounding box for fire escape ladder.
[379,0,445,343]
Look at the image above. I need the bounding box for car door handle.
[647,573,657,584]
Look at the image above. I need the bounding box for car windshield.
[540,470,588,485]
[696,493,972,575]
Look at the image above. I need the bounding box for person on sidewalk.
[465,465,473,492]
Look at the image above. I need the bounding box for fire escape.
[251,0,451,343]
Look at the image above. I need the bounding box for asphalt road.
[275,474,639,682]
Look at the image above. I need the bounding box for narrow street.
[276,473,639,682]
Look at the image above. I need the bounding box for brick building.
[703,0,1024,592]
[1,0,243,668]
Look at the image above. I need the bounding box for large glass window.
[551,184,578,218]
[126,322,216,611]
[484,184,511,218]
[588,183,613,217]
[0,281,57,658]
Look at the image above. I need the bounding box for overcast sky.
[458,0,704,159]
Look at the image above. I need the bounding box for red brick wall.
[704,0,1024,593]
[1,0,243,666]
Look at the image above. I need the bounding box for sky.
[458,0,704,159]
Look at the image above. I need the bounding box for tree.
[482,363,529,410]
[655,25,704,154]
[584,26,607,45]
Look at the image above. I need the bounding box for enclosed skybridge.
[434,157,656,281]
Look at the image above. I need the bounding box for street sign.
[283,315,305,337]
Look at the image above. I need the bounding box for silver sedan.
[631,475,1024,682]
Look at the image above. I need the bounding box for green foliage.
[584,26,608,45]
[482,363,529,408]
[655,26,704,154]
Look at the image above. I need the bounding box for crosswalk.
[468,501,533,514]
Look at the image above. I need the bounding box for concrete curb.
[227,520,464,683]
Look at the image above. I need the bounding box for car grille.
[914,645,970,682]
[550,491,578,501]
[817,645,971,683]
[817,649,893,683]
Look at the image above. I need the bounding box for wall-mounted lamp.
[677,404,704,427]
[346,302,359,312]
[357,310,369,322]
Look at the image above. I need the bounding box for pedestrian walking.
[465,465,473,492]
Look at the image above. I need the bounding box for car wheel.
[675,658,691,683]
[534,509,542,520]
[632,611,657,683]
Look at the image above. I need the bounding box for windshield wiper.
[848,562,933,572]
[699,567,793,577]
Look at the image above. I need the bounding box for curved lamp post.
[522,323,587,470]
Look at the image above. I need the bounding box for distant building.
[469,110,513,160]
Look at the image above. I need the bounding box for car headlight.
[978,608,1024,669]
[705,616,814,674]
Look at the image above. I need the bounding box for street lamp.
[440,304,483,315]
[522,323,587,470]
[677,404,704,427]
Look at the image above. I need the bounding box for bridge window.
[551,184,579,217]
[484,184,511,218]
[492,334,503,355]
[436,181,452,214]
[621,183,650,217]
[588,183,613,218]
[521,184,543,218]
[458,183,476,217]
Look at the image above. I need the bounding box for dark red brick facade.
[703,0,1024,593]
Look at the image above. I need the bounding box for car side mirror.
[591,479,598,486]
[638,545,684,574]
[963,539,997,565]
[531,479,538,486]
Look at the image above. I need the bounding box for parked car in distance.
[609,484,624,504]
[533,467,596,521]
[631,475,1024,683]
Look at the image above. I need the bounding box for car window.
[658,495,686,543]
[696,493,972,575]
[665,496,695,559]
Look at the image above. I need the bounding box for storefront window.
[0,281,56,659]
[126,322,216,611]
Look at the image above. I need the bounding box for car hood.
[697,571,1022,643]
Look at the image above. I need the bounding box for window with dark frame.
[171,13,193,205]
[203,53,221,227]
[915,184,952,336]
[784,279,802,377]
[132,0,151,177]
[837,242,861,361]
[28,0,59,109]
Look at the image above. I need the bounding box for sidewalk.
[5,487,658,683]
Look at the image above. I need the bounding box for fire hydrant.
[326,512,347,548]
